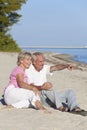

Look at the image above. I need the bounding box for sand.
[0,52,87,130]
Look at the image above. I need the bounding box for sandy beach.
[0,52,87,130]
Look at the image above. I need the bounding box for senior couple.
[3,51,85,114]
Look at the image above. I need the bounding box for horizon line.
[20,45,87,49]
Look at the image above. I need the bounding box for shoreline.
[0,51,87,70]
[21,47,87,64]
[43,52,87,70]
[0,51,87,65]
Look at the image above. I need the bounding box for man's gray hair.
[32,52,45,61]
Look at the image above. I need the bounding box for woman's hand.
[32,86,40,95]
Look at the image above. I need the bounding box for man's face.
[33,55,45,71]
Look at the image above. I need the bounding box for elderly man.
[25,52,83,112]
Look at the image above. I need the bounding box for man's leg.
[64,89,79,111]
[40,89,56,107]
[41,89,79,111]
[54,89,79,111]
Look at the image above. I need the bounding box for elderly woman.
[4,51,46,110]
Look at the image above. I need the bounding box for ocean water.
[22,48,87,64]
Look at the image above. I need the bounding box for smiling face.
[17,52,32,70]
[21,56,32,69]
[33,54,45,72]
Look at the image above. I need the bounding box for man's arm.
[50,64,73,72]
[30,82,52,91]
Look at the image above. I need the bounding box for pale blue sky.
[10,0,87,47]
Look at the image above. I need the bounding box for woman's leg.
[4,85,40,109]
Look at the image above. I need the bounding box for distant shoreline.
[43,52,87,70]
[0,50,87,65]
[21,48,87,64]
[21,46,87,49]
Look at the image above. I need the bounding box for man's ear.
[32,61,35,65]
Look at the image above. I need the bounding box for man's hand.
[67,64,74,70]
[41,82,52,90]
[67,64,83,71]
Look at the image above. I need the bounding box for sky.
[10,0,87,47]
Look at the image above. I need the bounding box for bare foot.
[58,105,69,112]
[72,107,84,112]
[2,105,14,109]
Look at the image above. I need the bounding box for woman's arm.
[16,73,39,95]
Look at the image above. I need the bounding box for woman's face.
[21,56,32,69]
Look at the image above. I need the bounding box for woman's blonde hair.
[17,51,31,65]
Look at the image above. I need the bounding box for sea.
[22,47,87,64]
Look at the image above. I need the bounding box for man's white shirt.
[25,64,51,86]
